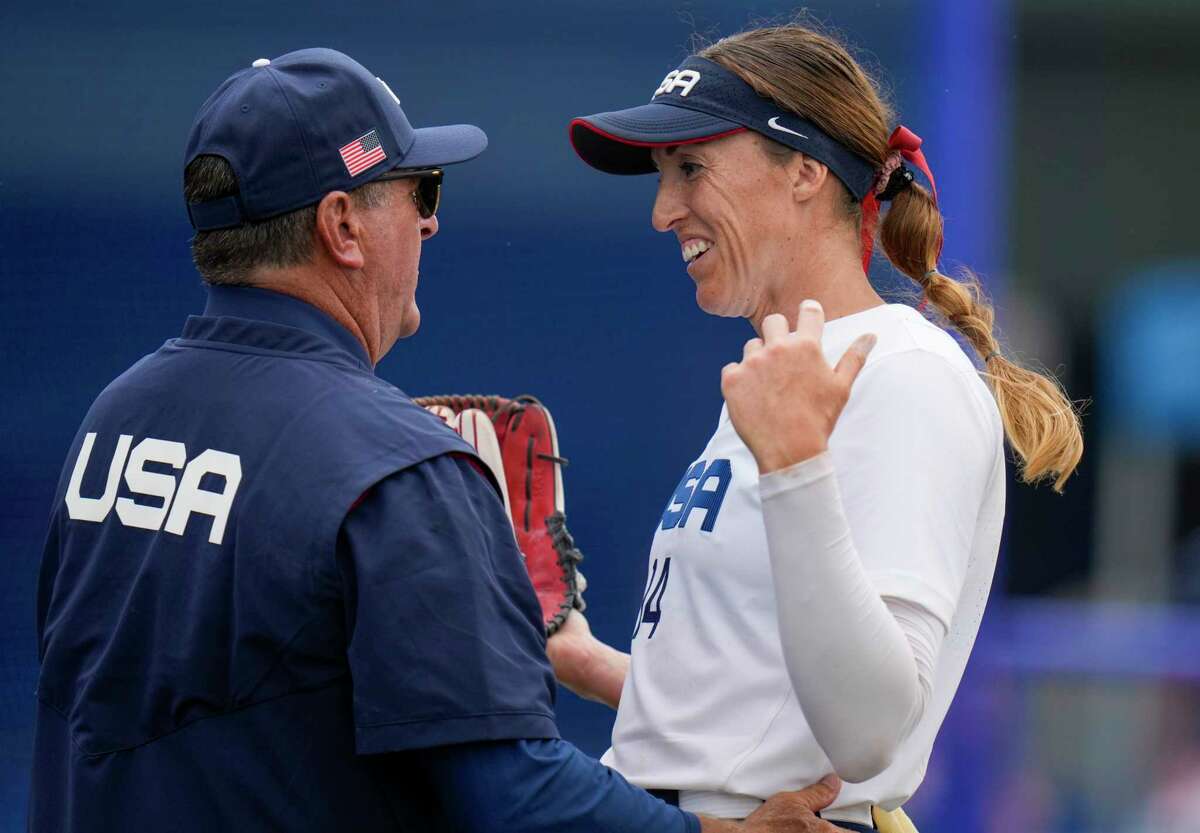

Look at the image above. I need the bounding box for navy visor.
[570,56,877,200]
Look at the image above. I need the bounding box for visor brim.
[569,102,746,175]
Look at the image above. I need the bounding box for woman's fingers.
[834,333,878,387]
[743,337,764,358]
[761,312,790,343]
[795,299,825,342]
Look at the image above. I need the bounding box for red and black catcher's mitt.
[414,394,586,635]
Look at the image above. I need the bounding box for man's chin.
[397,306,421,340]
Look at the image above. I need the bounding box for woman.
[548,22,1083,833]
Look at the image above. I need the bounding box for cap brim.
[569,102,746,175]
[394,123,488,170]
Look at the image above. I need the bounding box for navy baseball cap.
[569,56,875,200]
[185,48,488,231]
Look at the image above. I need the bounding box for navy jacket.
[31,286,558,831]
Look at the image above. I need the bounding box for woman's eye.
[680,162,700,177]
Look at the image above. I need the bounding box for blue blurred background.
[3,1,1199,831]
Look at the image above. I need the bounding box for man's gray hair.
[183,155,391,286]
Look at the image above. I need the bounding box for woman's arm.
[760,453,944,782]
[722,302,991,782]
[545,610,629,710]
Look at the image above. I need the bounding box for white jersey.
[602,303,1006,822]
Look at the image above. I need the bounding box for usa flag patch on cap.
[339,129,387,176]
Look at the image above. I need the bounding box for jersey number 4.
[633,556,671,639]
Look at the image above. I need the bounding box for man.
[30,48,844,832]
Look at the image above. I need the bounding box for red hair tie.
[860,125,940,272]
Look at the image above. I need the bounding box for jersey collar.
[182,285,374,372]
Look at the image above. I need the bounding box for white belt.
[678,790,762,820]
[678,791,873,828]
[822,803,874,828]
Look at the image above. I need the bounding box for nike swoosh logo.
[767,116,808,139]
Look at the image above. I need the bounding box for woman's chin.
[694,284,744,319]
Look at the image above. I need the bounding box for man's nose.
[420,213,439,241]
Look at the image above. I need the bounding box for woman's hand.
[722,300,876,474]
[545,610,629,710]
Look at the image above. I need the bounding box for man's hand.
[545,610,629,710]
[699,775,845,832]
[722,300,876,474]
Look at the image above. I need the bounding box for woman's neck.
[749,244,884,336]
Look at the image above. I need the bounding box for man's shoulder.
[86,337,461,462]
[103,335,414,413]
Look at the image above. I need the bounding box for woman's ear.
[789,153,830,204]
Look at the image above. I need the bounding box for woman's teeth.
[683,240,713,263]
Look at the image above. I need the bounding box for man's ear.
[314,191,366,270]
[790,153,830,204]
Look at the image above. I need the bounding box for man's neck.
[248,267,382,364]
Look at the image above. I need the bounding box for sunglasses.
[374,168,443,219]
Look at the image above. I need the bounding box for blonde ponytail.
[880,184,1083,491]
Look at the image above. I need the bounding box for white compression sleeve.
[759,451,946,783]
[884,596,941,738]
